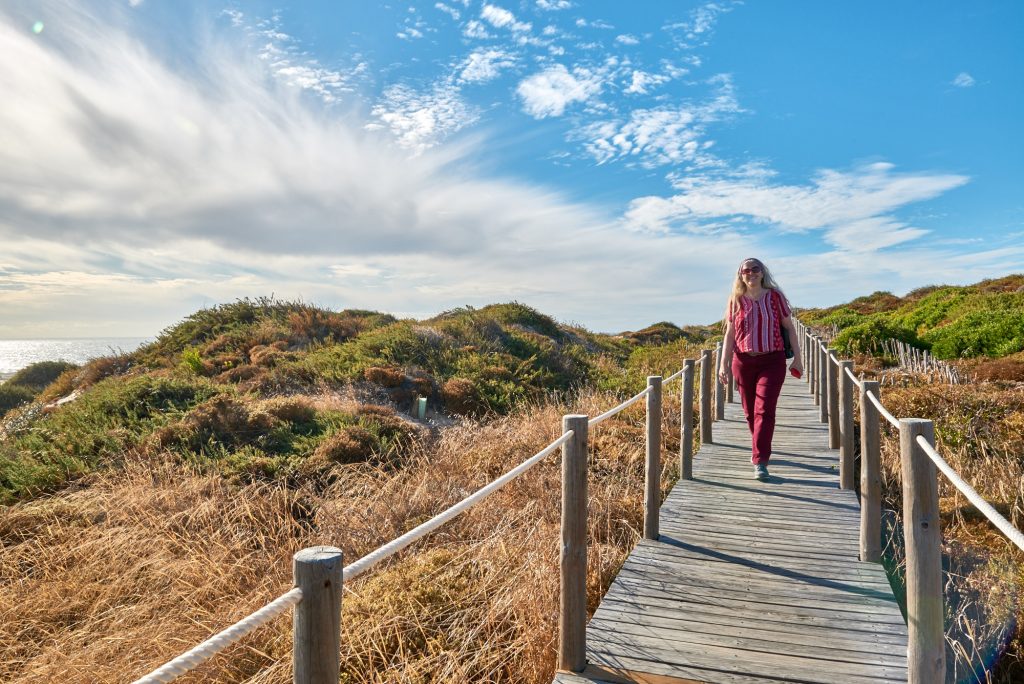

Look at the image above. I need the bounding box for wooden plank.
[551,375,909,684]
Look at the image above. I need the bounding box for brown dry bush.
[442,377,485,416]
[364,367,405,388]
[0,386,679,683]
[867,381,1024,681]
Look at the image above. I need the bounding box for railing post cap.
[294,546,343,564]
[563,413,588,421]
[899,418,933,428]
[647,375,662,383]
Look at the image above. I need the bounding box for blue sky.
[0,1,1021,336]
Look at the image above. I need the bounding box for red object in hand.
[790,367,802,379]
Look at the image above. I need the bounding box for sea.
[0,338,150,380]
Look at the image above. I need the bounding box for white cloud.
[666,2,735,45]
[397,27,424,40]
[462,19,492,39]
[481,4,531,32]
[458,48,517,83]
[615,34,640,45]
[517,64,603,118]
[536,0,571,9]
[624,162,969,254]
[952,72,975,87]
[585,75,740,166]
[370,83,478,152]
[434,2,460,20]
[624,69,669,94]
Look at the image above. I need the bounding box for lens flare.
[32,21,44,34]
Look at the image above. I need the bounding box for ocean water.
[0,338,150,377]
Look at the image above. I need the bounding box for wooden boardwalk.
[555,374,909,684]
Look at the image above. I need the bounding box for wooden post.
[808,334,816,394]
[827,349,840,446]
[860,380,882,562]
[818,345,828,422]
[714,343,725,421]
[699,350,713,445]
[560,414,589,673]
[293,546,343,684]
[645,376,662,541]
[726,370,735,404]
[839,360,855,489]
[680,360,695,480]
[899,419,944,684]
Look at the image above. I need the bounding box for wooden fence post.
[714,343,725,421]
[560,414,589,673]
[680,360,695,480]
[839,360,855,489]
[827,349,840,447]
[899,418,944,684]
[818,345,828,422]
[727,370,735,404]
[808,333,816,395]
[293,547,343,684]
[645,376,662,541]
[700,350,713,445]
[860,379,882,562]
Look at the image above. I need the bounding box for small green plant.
[180,348,205,375]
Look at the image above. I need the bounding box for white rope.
[131,587,303,684]
[664,366,686,384]
[844,365,862,388]
[915,436,1024,553]
[588,387,650,427]
[865,389,900,428]
[342,430,574,581]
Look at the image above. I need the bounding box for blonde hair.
[723,257,790,324]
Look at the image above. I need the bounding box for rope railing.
[865,389,899,428]
[129,349,713,684]
[588,387,650,427]
[132,588,303,684]
[342,429,575,581]
[844,365,861,387]
[916,435,1024,553]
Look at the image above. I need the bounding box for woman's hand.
[718,367,730,386]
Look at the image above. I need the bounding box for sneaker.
[754,464,770,481]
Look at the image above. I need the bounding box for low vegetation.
[2,275,1022,682]
[799,274,1024,364]
[0,298,704,683]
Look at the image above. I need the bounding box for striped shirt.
[731,289,791,354]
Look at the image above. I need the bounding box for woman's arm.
[718,316,735,385]
[781,315,803,371]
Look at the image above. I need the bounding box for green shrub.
[0,384,35,416]
[7,361,79,393]
[833,317,921,356]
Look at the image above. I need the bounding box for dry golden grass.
[0,387,681,683]
[868,379,1024,682]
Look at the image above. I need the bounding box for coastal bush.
[0,375,219,502]
[832,317,921,355]
[6,361,79,393]
[0,384,35,416]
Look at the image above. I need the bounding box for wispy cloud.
[615,34,640,45]
[536,0,572,10]
[952,72,975,87]
[517,64,604,118]
[434,2,461,20]
[369,83,478,151]
[583,74,740,166]
[624,69,670,95]
[625,162,969,253]
[458,48,517,83]
[481,4,532,32]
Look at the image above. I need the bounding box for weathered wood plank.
[554,373,909,684]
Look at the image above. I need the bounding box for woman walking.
[718,258,802,480]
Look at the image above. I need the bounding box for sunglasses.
[740,266,762,275]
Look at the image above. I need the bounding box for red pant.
[731,351,787,464]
